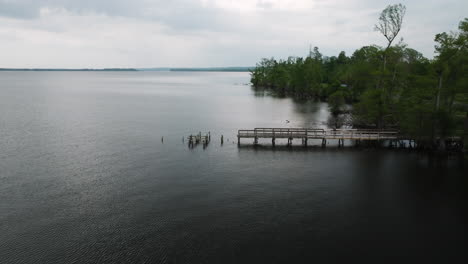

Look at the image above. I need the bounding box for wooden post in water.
[161,136,164,143]
[272,137,275,147]
[321,138,327,148]
[221,135,224,145]
[188,135,193,148]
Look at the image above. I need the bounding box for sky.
[0,0,467,68]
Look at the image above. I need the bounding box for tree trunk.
[432,74,443,143]
[436,73,442,110]
[464,113,468,152]
[383,54,387,73]
[448,92,455,115]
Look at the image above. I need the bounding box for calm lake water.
[1,71,467,263]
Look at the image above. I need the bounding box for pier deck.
[237,128,400,146]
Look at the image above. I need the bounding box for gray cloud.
[0,0,143,18]
[0,0,228,30]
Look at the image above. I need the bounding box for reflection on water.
[251,85,332,128]
[252,85,352,128]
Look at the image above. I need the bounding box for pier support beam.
[272,137,275,147]
[254,136,258,145]
[398,140,406,149]
[188,135,194,148]
[355,139,361,147]
[321,138,327,148]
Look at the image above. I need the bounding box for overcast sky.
[0,0,466,68]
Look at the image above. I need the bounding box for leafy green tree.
[433,18,468,137]
[353,89,387,128]
[328,91,346,115]
[249,17,467,146]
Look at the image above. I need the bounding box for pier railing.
[238,128,399,141]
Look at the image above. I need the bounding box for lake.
[1,71,467,263]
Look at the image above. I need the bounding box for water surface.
[0,71,467,263]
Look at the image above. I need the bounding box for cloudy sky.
[0,0,466,68]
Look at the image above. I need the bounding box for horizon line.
[0,66,255,72]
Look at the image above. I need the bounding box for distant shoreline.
[169,67,253,72]
[0,68,138,72]
[0,67,254,72]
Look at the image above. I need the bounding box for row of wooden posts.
[163,134,415,148]
[187,132,210,149]
[159,128,464,151]
[254,137,403,148]
[183,132,226,149]
[163,134,435,150]
[250,136,422,148]
[162,132,228,149]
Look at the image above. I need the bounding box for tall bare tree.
[375,3,406,72]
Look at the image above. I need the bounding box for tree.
[433,18,468,140]
[353,89,387,128]
[310,46,322,61]
[328,91,346,115]
[375,4,406,50]
[375,3,406,72]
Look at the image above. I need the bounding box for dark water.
[1,71,467,263]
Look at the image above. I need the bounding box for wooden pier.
[237,128,400,147]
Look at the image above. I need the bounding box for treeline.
[251,12,467,141]
[170,67,253,72]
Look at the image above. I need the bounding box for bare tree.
[375,3,406,71]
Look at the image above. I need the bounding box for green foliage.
[328,91,346,115]
[250,17,468,139]
[433,18,468,136]
[353,89,386,128]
